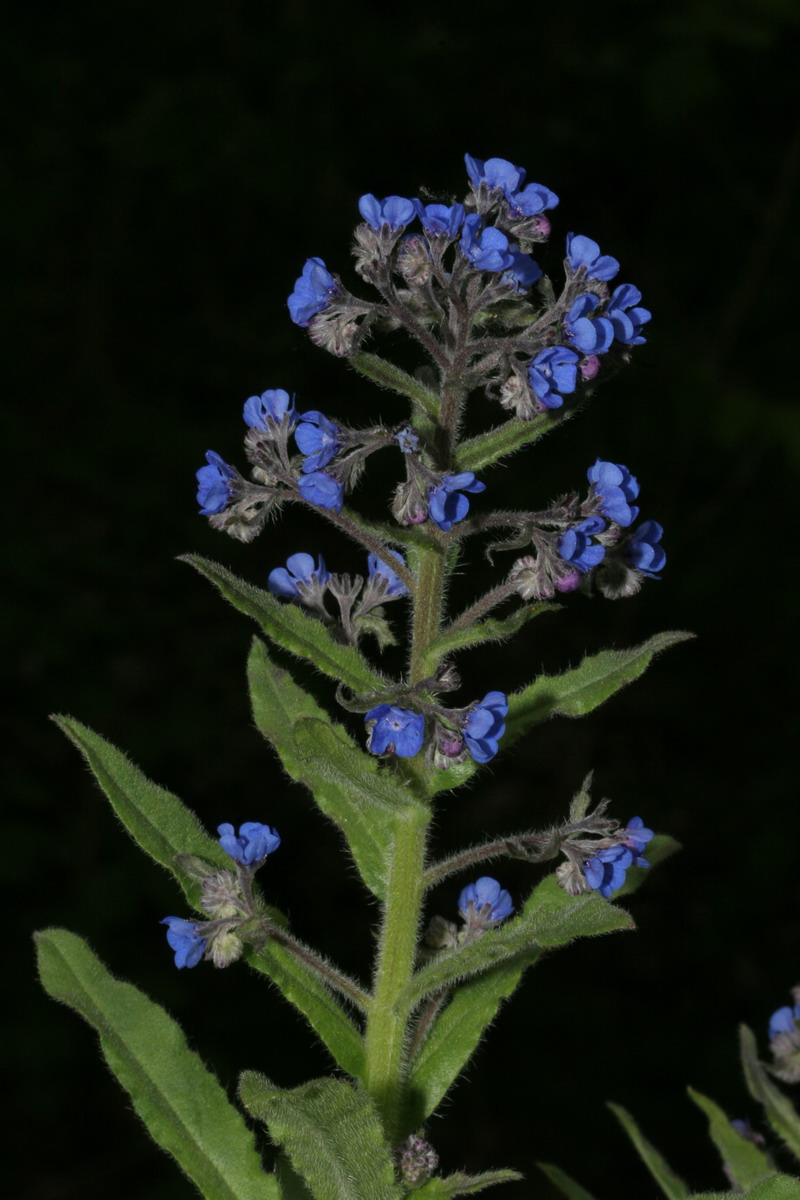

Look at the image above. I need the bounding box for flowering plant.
[35,155,799,1199]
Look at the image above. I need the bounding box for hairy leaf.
[455,413,557,473]
[36,930,278,1200]
[688,1087,773,1189]
[537,1163,598,1200]
[689,1178,800,1199]
[350,351,440,427]
[740,1025,800,1163]
[422,602,556,671]
[414,1168,523,1197]
[239,1072,402,1200]
[182,554,389,695]
[608,1102,690,1199]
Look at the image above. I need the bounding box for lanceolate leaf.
[537,1163,599,1200]
[404,876,632,1131]
[350,351,440,427]
[608,1102,690,1199]
[690,1179,800,1199]
[52,715,231,908]
[422,602,556,669]
[53,715,364,1076]
[239,1072,403,1200]
[36,930,278,1200]
[687,1087,773,1189]
[740,1024,800,1163]
[414,1168,523,1197]
[455,413,556,473]
[182,554,390,696]
[505,631,694,744]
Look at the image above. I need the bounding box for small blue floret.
[298,471,344,512]
[558,517,607,573]
[566,233,620,283]
[295,411,340,473]
[268,553,329,599]
[288,257,339,327]
[196,451,236,515]
[458,877,514,923]
[463,691,508,763]
[587,460,640,527]
[607,284,651,345]
[161,917,206,969]
[528,347,580,409]
[428,472,486,531]
[365,705,425,758]
[217,821,281,866]
[358,194,416,232]
[626,521,666,576]
[368,550,409,597]
[243,389,297,428]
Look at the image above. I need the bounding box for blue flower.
[607,284,651,345]
[244,389,297,428]
[527,346,580,409]
[460,214,515,272]
[428,472,486,531]
[394,426,419,454]
[507,180,559,216]
[368,550,409,597]
[587,460,640,527]
[268,553,330,599]
[565,295,614,354]
[770,1005,800,1039]
[626,520,666,576]
[620,816,654,857]
[358,194,416,231]
[414,201,465,237]
[502,249,542,292]
[217,821,281,866]
[365,704,425,757]
[465,154,526,194]
[161,917,206,969]
[288,257,339,327]
[463,691,508,763]
[298,471,344,512]
[566,233,620,282]
[459,876,514,923]
[583,845,635,898]
[558,517,607,573]
[196,451,236,515]
[295,410,340,473]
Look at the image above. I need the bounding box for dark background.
[7,1,800,1196]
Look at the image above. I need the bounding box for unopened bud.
[209,926,243,969]
[392,481,428,526]
[308,307,361,357]
[580,354,601,382]
[594,558,642,600]
[396,234,433,287]
[399,1135,439,1189]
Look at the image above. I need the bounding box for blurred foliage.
[6,0,800,1196]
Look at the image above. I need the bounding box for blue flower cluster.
[582,817,653,899]
[464,154,558,216]
[365,689,508,764]
[459,876,514,924]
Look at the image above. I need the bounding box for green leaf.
[688,1086,773,1189]
[505,631,694,744]
[414,1168,523,1197]
[689,1178,800,1199]
[401,888,633,1011]
[350,351,440,428]
[239,1072,403,1200]
[740,1025,800,1163]
[36,929,278,1200]
[455,413,556,473]
[404,876,631,1131]
[52,715,231,908]
[54,714,364,1077]
[537,1163,599,1200]
[422,602,556,670]
[182,554,390,696]
[608,1102,690,1199]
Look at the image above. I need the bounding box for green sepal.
[688,1178,800,1199]
[182,554,390,696]
[413,1168,523,1197]
[607,1102,690,1199]
[35,929,279,1200]
[53,714,364,1076]
[688,1086,774,1189]
[740,1024,800,1163]
[350,351,440,433]
[248,636,426,900]
[239,1072,403,1200]
[52,715,232,908]
[401,884,633,1011]
[537,1163,598,1200]
[505,631,694,743]
[454,413,556,473]
[421,602,557,673]
[403,875,631,1131]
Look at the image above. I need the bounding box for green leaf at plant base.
[537,1162,598,1200]
[35,930,278,1200]
[401,887,633,1011]
[689,1178,800,1199]
[52,715,232,908]
[740,1025,800,1163]
[414,1168,523,1197]
[608,1102,690,1199]
[688,1087,773,1190]
[182,554,390,696]
[239,1072,403,1200]
[53,715,364,1076]
[505,631,694,744]
[403,875,632,1131]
